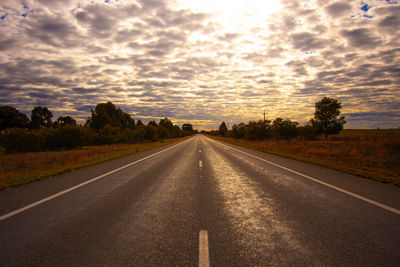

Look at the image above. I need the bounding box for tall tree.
[30,106,53,129]
[219,121,228,136]
[312,97,346,139]
[86,102,134,130]
[0,106,29,130]
[159,118,173,129]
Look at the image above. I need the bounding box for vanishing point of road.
[1,135,399,266]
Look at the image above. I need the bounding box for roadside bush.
[245,120,270,140]
[144,125,158,141]
[299,124,319,140]
[52,126,87,149]
[3,128,45,152]
[157,127,169,139]
[96,124,120,145]
[271,118,299,139]
[128,127,146,143]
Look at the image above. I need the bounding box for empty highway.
[1,135,399,266]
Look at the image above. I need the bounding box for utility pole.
[264,110,266,122]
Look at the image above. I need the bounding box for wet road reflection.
[205,142,318,265]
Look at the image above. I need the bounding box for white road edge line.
[0,139,189,222]
[212,138,400,215]
[199,230,210,267]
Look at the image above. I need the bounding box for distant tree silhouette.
[182,123,193,132]
[136,120,144,127]
[0,106,29,130]
[271,118,299,139]
[158,118,175,138]
[159,118,173,129]
[147,120,158,127]
[231,122,246,139]
[312,97,346,139]
[30,106,53,129]
[219,122,228,136]
[54,116,76,127]
[86,102,135,130]
[244,120,269,140]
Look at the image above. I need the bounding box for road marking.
[199,150,202,153]
[214,140,400,215]
[199,230,210,267]
[199,160,203,168]
[0,139,189,222]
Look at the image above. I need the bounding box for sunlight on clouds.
[0,0,399,129]
[173,0,282,31]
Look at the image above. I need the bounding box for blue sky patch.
[361,3,371,12]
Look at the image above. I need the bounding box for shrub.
[3,128,45,152]
[299,124,319,140]
[95,124,120,145]
[271,118,299,139]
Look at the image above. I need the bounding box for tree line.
[0,102,194,153]
[208,97,346,140]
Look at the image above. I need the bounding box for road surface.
[1,135,399,266]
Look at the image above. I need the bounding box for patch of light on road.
[206,145,314,263]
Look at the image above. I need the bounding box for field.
[0,137,189,190]
[210,129,400,186]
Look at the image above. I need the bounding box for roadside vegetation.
[206,97,400,185]
[0,138,189,189]
[0,102,195,189]
[0,102,194,153]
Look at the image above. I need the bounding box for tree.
[159,118,173,129]
[159,118,174,138]
[219,122,228,136]
[120,112,135,129]
[136,120,144,127]
[147,120,158,127]
[30,106,53,129]
[182,123,193,132]
[244,120,269,140]
[86,102,134,130]
[231,123,246,139]
[312,97,346,139]
[54,116,76,127]
[0,106,29,130]
[144,124,158,140]
[271,118,299,139]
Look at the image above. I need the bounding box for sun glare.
[173,0,282,31]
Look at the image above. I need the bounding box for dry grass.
[210,129,400,186]
[0,137,189,190]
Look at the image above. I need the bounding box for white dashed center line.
[199,160,203,168]
[199,230,210,267]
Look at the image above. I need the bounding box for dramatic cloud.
[0,0,399,129]
[325,2,352,17]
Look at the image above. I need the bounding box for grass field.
[0,137,190,190]
[210,129,400,186]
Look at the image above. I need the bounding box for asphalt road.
[1,135,400,266]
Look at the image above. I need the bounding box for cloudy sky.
[0,0,399,129]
